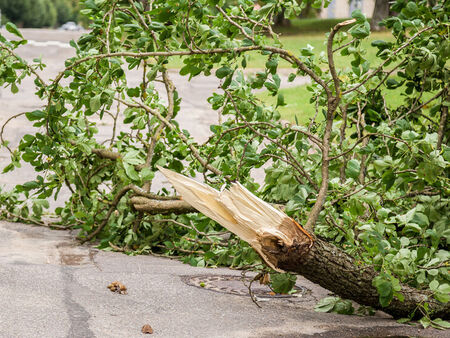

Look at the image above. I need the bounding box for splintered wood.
[157,166,313,272]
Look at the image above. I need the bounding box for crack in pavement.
[62,268,95,338]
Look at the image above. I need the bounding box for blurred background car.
[58,21,82,31]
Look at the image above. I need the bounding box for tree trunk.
[273,9,291,27]
[370,0,390,31]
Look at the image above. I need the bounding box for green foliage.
[0,0,448,323]
[314,296,355,315]
[54,0,75,25]
[270,273,297,294]
[1,12,10,26]
[315,296,377,316]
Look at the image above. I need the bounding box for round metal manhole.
[182,274,310,301]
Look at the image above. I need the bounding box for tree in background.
[54,0,75,25]
[371,0,390,31]
[0,0,78,28]
[42,0,58,27]
[21,0,55,28]
[0,0,31,26]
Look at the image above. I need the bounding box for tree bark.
[370,0,390,31]
[273,9,291,28]
[436,88,448,150]
[131,196,196,214]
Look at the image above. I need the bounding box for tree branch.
[437,88,448,150]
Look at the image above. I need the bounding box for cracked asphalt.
[0,29,446,337]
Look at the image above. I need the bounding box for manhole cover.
[183,275,310,301]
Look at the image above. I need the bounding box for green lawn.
[256,85,319,125]
[275,18,362,35]
[167,31,393,69]
[256,83,437,124]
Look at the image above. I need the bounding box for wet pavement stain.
[57,242,90,266]
[60,253,85,266]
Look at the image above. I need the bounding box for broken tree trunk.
[276,238,449,319]
[148,167,449,319]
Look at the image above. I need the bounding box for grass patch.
[275,18,358,35]
[256,85,319,125]
[167,31,394,69]
[256,83,438,124]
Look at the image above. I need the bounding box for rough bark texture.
[131,197,196,214]
[436,89,448,150]
[260,227,450,319]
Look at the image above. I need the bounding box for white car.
[58,21,83,31]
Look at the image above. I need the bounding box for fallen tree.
[158,167,449,319]
[0,0,448,323]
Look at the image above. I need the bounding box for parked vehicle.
[58,21,82,31]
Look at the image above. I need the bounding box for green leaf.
[437,283,450,294]
[377,208,391,220]
[21,181,40,191]
[6,22,23,39]
[403,2,419,17]
[382,170,396,191]
[270,273,296,294]
[140,167,155,181]
[349,22,370,39]
[26,110,46,121]
[429,280,439,291]
[34,199,49,208]
[11,83,19,94]
[314,297,338,313]
[397,318,410,324]
[265,58,278,74]
[345,159,360,180]
[411,213,429,227]
[216,66,232,79]
[122,149,143,165]
[351,9,366,23]
[315,297,354,315]
[123,163,139,181]
[434,292,449,303]
[431,318,450,329]
[417,161,443,184]
[90,94,102,112]
[373,276,393,307]
[349,198,365,216]
[332,299,354,315]
[149,21,165,30]
[276,93,285,107]
[419,317,431,329]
